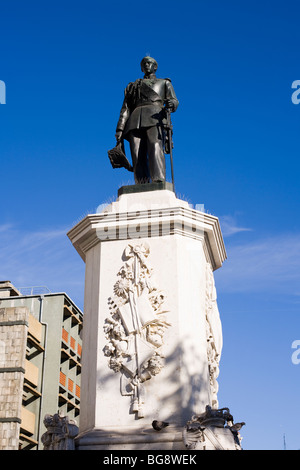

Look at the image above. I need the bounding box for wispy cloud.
[0,223,14,233]
[0,224,85,308]
[215,233,300,296]
[219,215,252,237]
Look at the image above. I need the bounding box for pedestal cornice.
[67,190,226,270]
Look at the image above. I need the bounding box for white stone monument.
[67,184,242,450]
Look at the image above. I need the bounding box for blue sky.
[1,0,300,450]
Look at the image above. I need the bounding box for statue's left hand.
[164,99,174,110]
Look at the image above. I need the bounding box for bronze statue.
[108,57,179,184]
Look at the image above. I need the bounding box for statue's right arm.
[115,85,131,140]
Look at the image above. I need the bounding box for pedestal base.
[75,425,185,450]
[118,181,174,197]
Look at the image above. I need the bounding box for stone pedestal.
[67,186,226,450]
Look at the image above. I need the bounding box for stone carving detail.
[183,405,245,450]
[104,242,171,418]
[41,413,79,450]
[205,263,223,409]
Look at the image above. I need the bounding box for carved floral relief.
[205,263,223,409]
[103,242,171,418]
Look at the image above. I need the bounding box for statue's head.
[140,56,158,74]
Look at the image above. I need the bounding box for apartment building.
[0,281,83,450]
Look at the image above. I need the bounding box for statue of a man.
[115,56,179,184]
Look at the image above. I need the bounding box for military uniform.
[116,74,178,183]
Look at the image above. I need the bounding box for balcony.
[20,406,35,435]
[24,359,39,388]
[28,314,42,343]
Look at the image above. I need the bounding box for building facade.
[0,281,83,450]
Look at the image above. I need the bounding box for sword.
[164,105,175,190]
